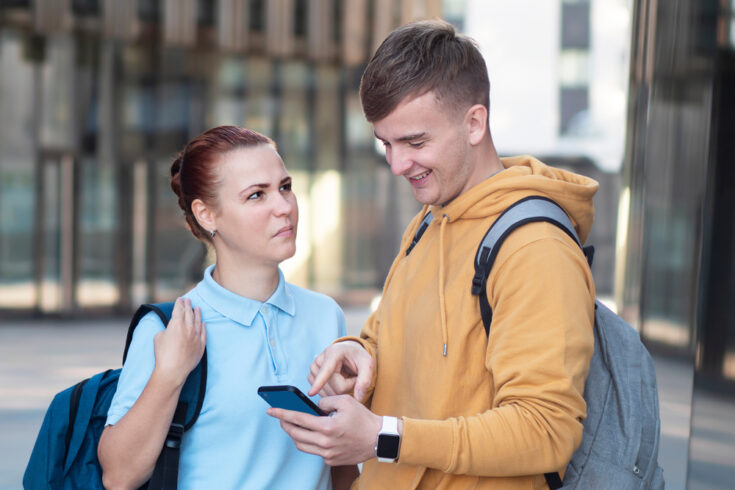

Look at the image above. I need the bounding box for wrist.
[374,415,402,463]
[151,363,188,390]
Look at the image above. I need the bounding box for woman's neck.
[211,257,280,303]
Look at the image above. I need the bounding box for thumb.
[318,394,350,414]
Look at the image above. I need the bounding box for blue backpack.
[409,196,665,489]
[23,303,207,490]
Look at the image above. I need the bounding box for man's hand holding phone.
[307,340,375,402]
[266,394,384,466]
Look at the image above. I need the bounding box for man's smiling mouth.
[410,170,431,181]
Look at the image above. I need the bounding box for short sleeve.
[334,300,347,338]
[105,311,166,426]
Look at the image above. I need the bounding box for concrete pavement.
[1,311,694,489]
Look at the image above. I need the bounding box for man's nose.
[386,147,411,176]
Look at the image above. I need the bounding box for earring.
[209,229,216,238]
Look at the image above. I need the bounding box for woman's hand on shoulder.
[153,297,207,387]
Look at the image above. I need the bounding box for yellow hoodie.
[346,156,599,489]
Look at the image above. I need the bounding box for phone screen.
[257,385,327,416]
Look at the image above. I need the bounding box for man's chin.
[411,189,438,206]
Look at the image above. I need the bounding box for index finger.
[169,297,185,322]
[308,353,343,396]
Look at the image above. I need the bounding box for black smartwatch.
[375,416,401,463]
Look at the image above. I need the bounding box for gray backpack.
[409,196,665,489]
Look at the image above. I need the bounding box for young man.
[268,19,598,489]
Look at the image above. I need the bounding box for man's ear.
[465,104,488,146]
[191,198,216,232]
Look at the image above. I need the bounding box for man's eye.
[409,141,424,148]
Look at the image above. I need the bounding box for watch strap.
[376,416,401,463]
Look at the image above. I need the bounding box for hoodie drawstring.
[438,214,449,357]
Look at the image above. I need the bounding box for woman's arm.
[98,299,206,490]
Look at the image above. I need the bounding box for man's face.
[372,91,476,207]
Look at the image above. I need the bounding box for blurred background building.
[0,0,734,488]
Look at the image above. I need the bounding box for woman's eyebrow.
[238,183,269,197]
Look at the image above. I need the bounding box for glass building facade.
[621,0,735,487]
[0,0,451,315]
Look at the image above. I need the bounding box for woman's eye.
[247,191,263,200]
[280,183,292,192]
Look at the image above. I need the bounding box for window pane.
[77,159,119,307]
[561,2,590,49]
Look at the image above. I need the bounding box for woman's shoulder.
[131,309,168,341]
[285,283,342,312]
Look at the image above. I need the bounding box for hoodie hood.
[426,155,599,244]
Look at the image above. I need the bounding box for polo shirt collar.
[195,265,296,326]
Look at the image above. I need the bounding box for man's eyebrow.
[373,131,427,143]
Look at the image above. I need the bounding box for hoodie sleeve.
[397,223,595,476]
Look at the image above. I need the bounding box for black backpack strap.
[147,403,188,490]
[544,471,563,489]
[471,196,583,335]
[123,302,176,364]
[406,212,433,256]
[63,377,89,468]
[122,301,207,489]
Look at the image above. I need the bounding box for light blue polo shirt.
[107,265,346,489]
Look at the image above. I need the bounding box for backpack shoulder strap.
[470,196,592,490]
[124,301,207,430]
[122,302,175,364]
[406,211,434,256]
[471,196,587,336]
[121,301,208,490]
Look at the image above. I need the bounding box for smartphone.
[257,385,327,416]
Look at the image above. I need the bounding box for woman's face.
[211,145,298,268]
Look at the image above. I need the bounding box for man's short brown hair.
[360,19,490,122]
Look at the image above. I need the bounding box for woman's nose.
[274,192,295,216]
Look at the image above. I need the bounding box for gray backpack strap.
[471,196,588,335]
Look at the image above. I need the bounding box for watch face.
[377,434,400,459]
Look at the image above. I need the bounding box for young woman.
[98,126,358,489]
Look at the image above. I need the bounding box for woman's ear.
[465,104,488,146]
[191,198,216,232]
